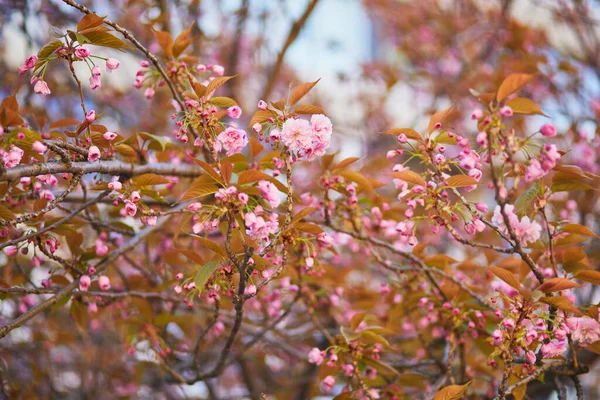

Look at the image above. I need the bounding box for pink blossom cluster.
[525,144,562,182]
[280,114,332,161]
[244,210,279,244]
[215,127,248,156]
[492,204,541,245]
[1,146,24,168]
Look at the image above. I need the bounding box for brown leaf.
[445,175,478,188]
[193,158,224,184]
[291,207,317,225]
[153,29,174,58]
[496,73,536,102]
[434,382,471,400]
[427,106,454,134]
[206,75,236,95]
[488,266,521,290]
[294,104,326,115]
[575,270,600,286]
[289,79,320,106]
[562,224,598,238]
[209,97,238,108]
[537,277,581,293]
[505,97,547,116]
[540,295,583,316]
[383,128,422,141]
[391,170,427,187]
[172,23,194,58]
[77,14,105,33]
[190,235,227,258]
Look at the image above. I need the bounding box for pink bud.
[79,275,91,291]
[32,141,47,153]
[85,110,96,123]
[106,58,120,71]
[33,80,51,95]
[88,146,101,162]
[540,123,557,137]
[103,131,117,141]
[98,275,111,291]
[258,100,268,110]
[75,47,91,58]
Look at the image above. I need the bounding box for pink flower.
[2,146,24,168]
[258,100,268,110]
[95,239,108,256]
[500,106,513,117]
[244,212,279,243]
[106,58,120,71]
[525,159,545,182]
[541,340,567,358]
[281,118,312,153]
[540,123,557,137]
[86,110,96,123]
[130,191,141,203]
[18,55,38,75]
[502,318,515,330]
[108,181,122,191]
[188,202,203,211]
[91,66,101,76]
[308,348,325,364]
[245,284,257,296]
[317,232,333,247]
[98,275,111,291]
[125,201,137,216]
[75,47,91,58]
[238,192,249,204]
[216,127,248,156]
[322,375,335,393]
[88,146,101,162]
[569,316,600,346]
[32,141,47,154]
[258,180,280,208]
[34,80,51,95]
[492,329,504,346]
[226,106,242,119]
[89,74,101,90]
[79,275,91,291]
[492,204,541,245]
[146,216,157,226]
[103,131,117,141]
[3,245,18,257]
[176,273,184,280]
[174,285,182,294]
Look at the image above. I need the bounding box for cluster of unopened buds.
[19,46,120,95]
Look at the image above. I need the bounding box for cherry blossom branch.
[61,0,185,109]
[0,160,207,182]
[0,190,110,251]
[0,173,82,227]
[0,201,183,339]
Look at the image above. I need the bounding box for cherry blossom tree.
[0,0,599,399]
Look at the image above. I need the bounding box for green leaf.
[194,261,221,296]
[551,181,595,192]
[80,30,128,50]
[516,182,540,214]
